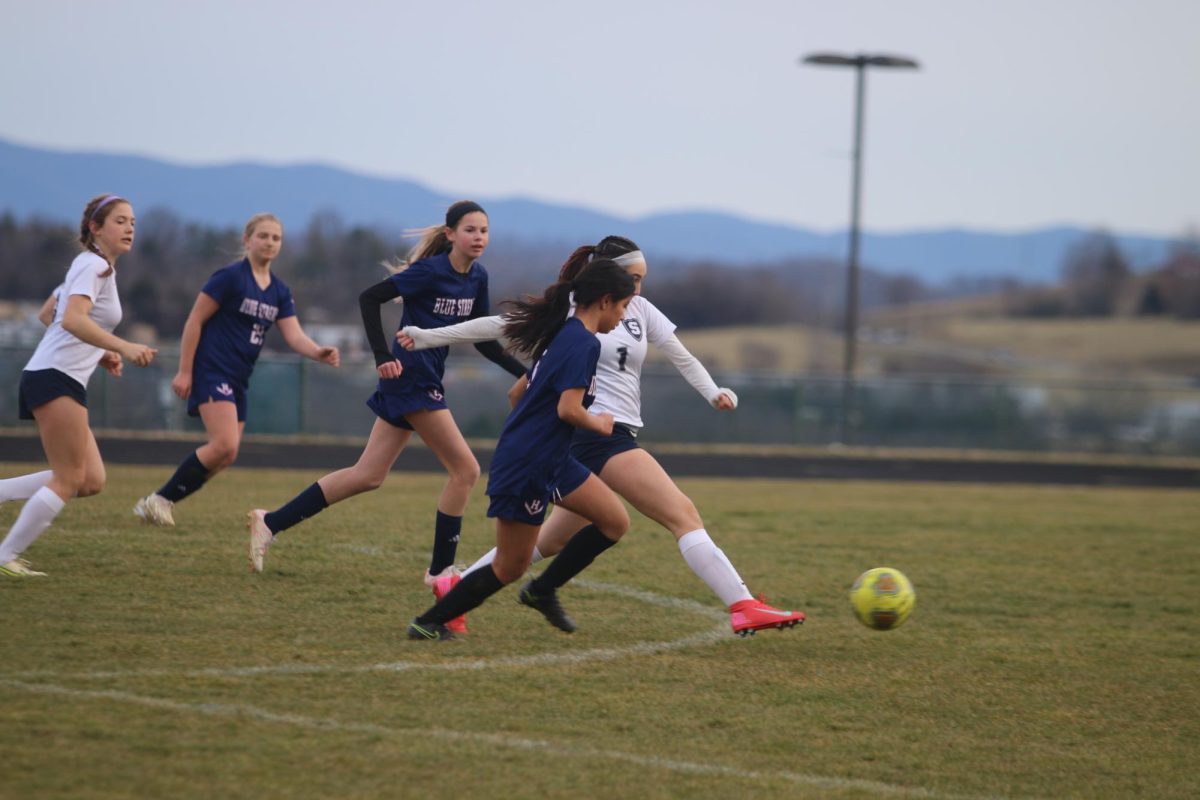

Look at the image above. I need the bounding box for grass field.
[2,463,1198,799]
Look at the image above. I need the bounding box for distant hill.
[0,137,1178,284]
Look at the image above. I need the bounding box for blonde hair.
[241,213,284,260]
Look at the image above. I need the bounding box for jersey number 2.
[250,323,265,345]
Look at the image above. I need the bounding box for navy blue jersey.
[193,259,296,386]
[377,252,491,395]
[487,317,600,496]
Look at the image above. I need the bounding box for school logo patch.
[427,389,444,402]
[524,499,544,516]
[621,318,643,340]
[215,383,234,396]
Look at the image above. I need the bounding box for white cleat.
[248,509,273,573]
[133,494,176,526]
[0,558,47,577]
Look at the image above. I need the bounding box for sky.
[2,1,1197,237]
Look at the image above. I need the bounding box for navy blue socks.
[416,565,504,625]
[529,524,617,594]
[156,451,210,503]
[264,482,328,536]
[428,510,462,576]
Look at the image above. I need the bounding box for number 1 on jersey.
[616,346,629,372]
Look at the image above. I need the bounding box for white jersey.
[25,251,122,387]
[590,295,676,429]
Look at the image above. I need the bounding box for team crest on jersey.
[427,389,444,402]
[215,383,234,396]
[621,318,643,340]
[524,499,544,516]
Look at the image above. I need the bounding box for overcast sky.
[3,1,1197,237]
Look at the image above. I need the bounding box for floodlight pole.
[801,53,918,445]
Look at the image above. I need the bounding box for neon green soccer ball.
[850,567,915,630]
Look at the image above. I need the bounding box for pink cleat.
[425,568,467,635]
[730,595,806,637]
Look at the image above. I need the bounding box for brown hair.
[79,193,130,277]
[383,200,488,275]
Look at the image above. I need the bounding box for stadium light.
[800,52,919,444]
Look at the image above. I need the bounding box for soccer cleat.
[133,493,175,526]
[0,558,47,577]
[406,619,457,641]
[518,582,576,633]
[426,569,467,635]
[247,509,273,573]
[730,595,806,637]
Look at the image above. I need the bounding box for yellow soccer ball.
[850,567,915,630]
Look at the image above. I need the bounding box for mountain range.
[0,137,1179,284]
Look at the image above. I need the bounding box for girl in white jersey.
[399,235,805,636]
[0,195,157,576]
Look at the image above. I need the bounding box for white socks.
[678,529,753,607]
[0,470,54,503]
[462,545,544,578]
[0,486,66,564]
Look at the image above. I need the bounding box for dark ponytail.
[504,258,636,361]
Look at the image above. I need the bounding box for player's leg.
[408,518,540,641]
[406,408,480,577]
[0,470,54,504]
[458,505,571,578]
[0,397,90,574]
[247,419,411,572]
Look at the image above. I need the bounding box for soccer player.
[245,201,526,580]
[133,213,340,525]
[407,259,636,641]
[0,195,157,576]
[399,236,805,636]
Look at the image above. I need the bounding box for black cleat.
[518,582,576,633]
[406,619,457,641]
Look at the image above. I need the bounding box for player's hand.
[377,360,403,380]
[712,388,738,411]
[396,326,424,351]
[122,342,157,367]
[592,412,615,436]
[99,350,123,377]
[171,372,192,399]
[317,346,340,367]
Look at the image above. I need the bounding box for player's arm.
[61,294,156,367]
[171,292,220,398]
[276,316,340,367]
[507,374,528,409]
[359,279,404,379]
[473,339,526,378]
[655,334,738,411]
[37,290,58,327]
[398,314,508,350]
[557,387,613,435]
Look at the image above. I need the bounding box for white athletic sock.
[0,486,66,563]
[461,545,544,578]
[677,529,753,607]
[0,470,54,503]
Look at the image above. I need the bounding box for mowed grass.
[1,462,1197,800]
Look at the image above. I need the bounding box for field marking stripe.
[0,578,730,681]
[0,679,1010,800]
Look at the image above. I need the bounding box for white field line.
[0,679,1010,800]
[1,579,733,681]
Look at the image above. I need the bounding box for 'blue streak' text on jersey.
[487,317,600,496]
[379,252,491,394]
[194,259,296,386]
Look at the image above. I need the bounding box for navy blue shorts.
[188,375,247,422]
[570,424,641,474]
[18,368,87,419]
[366,386,448,431]
[487,456,592,526]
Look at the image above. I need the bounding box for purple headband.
[89,195,122,220]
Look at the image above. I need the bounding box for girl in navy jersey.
[407,259,636,641]
[132,214,341,526]
[0,195,157,577]
[401,236,805,636]
[246,201,526,585]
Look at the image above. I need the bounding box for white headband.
[612,250,646,266]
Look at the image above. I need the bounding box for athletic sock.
[677,529,753,606]
[0,470,53,503]
[462,545,543,578]
[529,524,616,594]
[416,564,505,625]
[263,482,328,536]
[428,510,462,576]
[0,487,66,563]
[156,451,211,503]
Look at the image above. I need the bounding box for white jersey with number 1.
[590,295,675,429]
